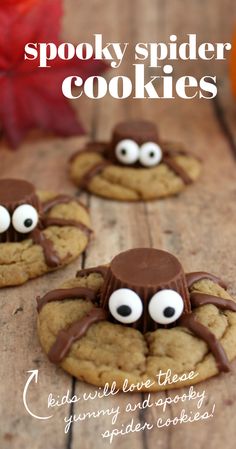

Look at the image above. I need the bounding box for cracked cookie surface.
[37,270,236,391]
[0,191,92,287]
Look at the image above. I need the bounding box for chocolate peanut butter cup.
[111,121,160,146]
[108,120,160,164]
[100,248,191,332]
[0,179,41,242]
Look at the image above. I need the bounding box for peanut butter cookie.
[0,179,92,287]
[70,121,201,201]
[37,248,236,391]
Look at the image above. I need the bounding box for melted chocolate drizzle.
[33,195,91,267]
[42,195,87,213]
[80,161,111,189]
[186,272,227,290]
[37,286,96,312]
[48,308,108,364]
[42,217,92,238]
[190,292,236,312]
[163,156,192,185]
[179,313,230,372]
[76,266,109,278]
[79,153,192,189]
[162,142,188,157]
[31,229,61,268]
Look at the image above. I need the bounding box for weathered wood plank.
[136,96,236,449]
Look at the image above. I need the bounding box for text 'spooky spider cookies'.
[69,120,201,201]
[0,179,92,287]
[37,248,236,391]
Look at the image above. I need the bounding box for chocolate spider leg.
[186,272,227,289]
[42,217,92,238]
[85,142,109,153]
[70,142,109,163]
[162,142,188,157]
[190,292,236,312]
[31,228,61,268]
[162,155,193,185]
[80,161,111,190]
[48,308,109,364]
[76,266,109,278]
[37,287,97,312]
[42,195,88,214]
[179,313,230,372]
[162,142,202,164]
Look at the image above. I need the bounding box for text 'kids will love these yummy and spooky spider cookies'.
[37,248,236,391]
[0,179,92,287]
[69,120,201,201]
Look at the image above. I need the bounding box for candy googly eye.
[148,289,184,324]
[115,139,139,165]
[12,204,39,234]
[139,142,163,167]
[108,288,143,324]
[0,205,11,234]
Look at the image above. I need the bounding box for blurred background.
[0,0,235,149]
[63,0,236,80]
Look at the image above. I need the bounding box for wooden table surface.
[0,1,236,448]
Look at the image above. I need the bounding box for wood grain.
[0,0,236,448]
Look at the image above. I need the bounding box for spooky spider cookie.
[0,178,92,287]
[69,120,201,201]
[37,248,236,391]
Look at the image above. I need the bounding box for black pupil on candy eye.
[117,305,132,317]
[163,307,175,318]
[149,151,155,158]
[121,148,127,156]
[24,218,33,228]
